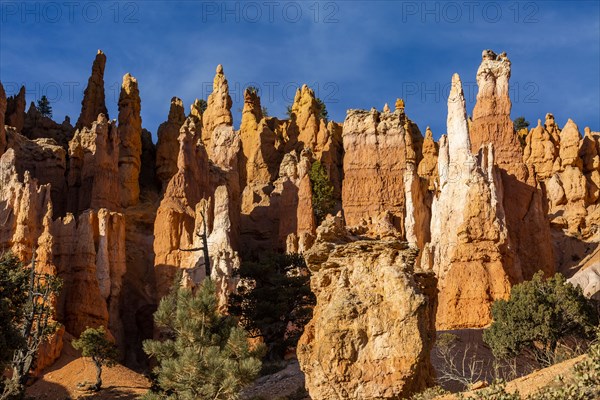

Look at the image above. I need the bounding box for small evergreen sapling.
[72,326,119,391]
[309,160,335,225]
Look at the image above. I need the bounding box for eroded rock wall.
[341,107,428,245]
[67,114,120,215]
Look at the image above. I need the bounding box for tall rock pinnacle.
[118,73,142,207]
[425,72,517,329]
[470,49,554,279]
[0,82,6,156]
[202,64,233,148]
[76,50,108,130]
[447,73,472,161]
[470,50,526,180]
[5,85,26,132]
[156,97,186,189]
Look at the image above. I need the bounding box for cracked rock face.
[341,108,427,243]
[298,215,437,399]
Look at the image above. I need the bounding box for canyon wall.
[1,48,598,382]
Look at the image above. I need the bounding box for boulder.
[298,215,437,399]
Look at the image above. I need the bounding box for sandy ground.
[26,337,150,400]
[241,359,308,400]
[25,328,585,399]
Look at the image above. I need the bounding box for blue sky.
[0,1,598,139]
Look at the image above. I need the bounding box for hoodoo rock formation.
[524,114,600,273]
[470,50,525,178]
[153,117,210,298]
[239,88,282,186]
[341,106,427,245]
[0,144,127,357]
[298,215,437,399]
[156,97,186,189]
[153,98,241,304]
[273,149,316,253]
[238,88,284,254]
[5,85,26,133]
[202,64,233,153]
[425,74,515,329]
[118,73,143,207]
[417,127,439,190]
[0,82,6,156]
[67,114,120,215]
[75,50,108,130]
[52,208,126,343]
[470,50,554,282]
[238,84,341,255]
[0,47,598,390]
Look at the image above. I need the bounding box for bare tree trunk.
[200,208,210,278]
[94,361,102,391]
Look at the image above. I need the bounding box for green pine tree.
[483,272,598,366]
[285,105,293,120]
[143,279,264,399]
[196,99,207,114]
[37,95,52,118]
[0,252,29,370]
[309,160,335,225]
[1,251,62,399]
[513,116,530,131]
[72,326,119,391]
[228,253,315,360]
[316,97,328,122]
